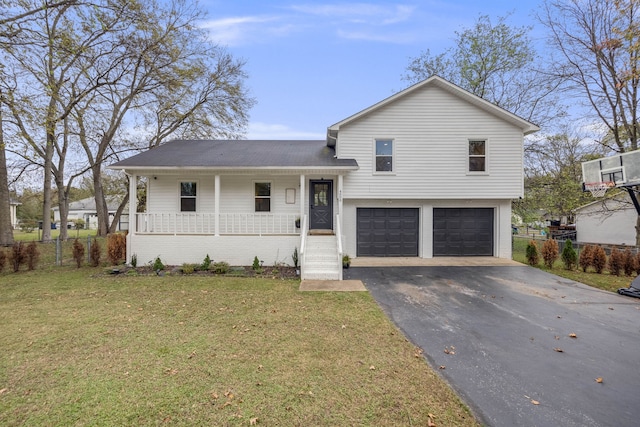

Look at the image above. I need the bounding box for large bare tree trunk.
[0,108,14,246]
[55,175,68,240]
[92,165,109,236]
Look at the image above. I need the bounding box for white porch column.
[299,174,306,221]
[214,174,220,236]
[127,173,136,263]
[338,174,343,224]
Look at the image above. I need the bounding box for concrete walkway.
[299,279,366,291]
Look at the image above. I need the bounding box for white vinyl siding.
[337,84,524,199]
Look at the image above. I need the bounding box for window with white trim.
[254,182,271,212]
[180,182,197,212]
[375,139,393,172]
[468,140,486,172]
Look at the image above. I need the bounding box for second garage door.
[433,208,494,256]
[357,208,419,257]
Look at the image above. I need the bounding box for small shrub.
[72,239,85,268]
[252,256,261,270]
[0,250,6,272]
[181,263,196,274]
[561,240,577,270]
[107,233,126,265]
[541,239,559,269]
[622,249,637,277]
[213,261,230,274]
[10,241,26,272]
[592,246,607,274]
[25,241,40,271]
[201,254,212,271]
[292,247,299,268]
[578,245,594,272]
[152,256,165,271]
[525,240,539,266]
[608,248,624,276]
[130,253,138,268]
[90,239,101,267]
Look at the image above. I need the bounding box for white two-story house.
[109,76,538,279]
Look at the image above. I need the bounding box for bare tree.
[404,13,565,128]
[0,102,13,245]
[540,0,640,152]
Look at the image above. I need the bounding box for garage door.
[433,208,494,256]
[357,208,419,257]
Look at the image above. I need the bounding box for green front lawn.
[0,269,478,426]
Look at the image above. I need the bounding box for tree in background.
[403,13,565,128]
[0,0,253,239]
[539,0,640,152]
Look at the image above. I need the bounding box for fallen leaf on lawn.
[531,399,540,405]
[187,351,196,359]
[369,365,376,370]
[0,388,7,395]
[341,324,346,329]
[222,401,232,408]
[444,346,455,355]
[250,418,258,425]
[569,333,577,338]
[224,391,234,399]
[258,364,263,370]
[428,418,436,427]
[595,377,603,383]
[439,365,446,370]
[211,392,219,399]
[553,348,564,353]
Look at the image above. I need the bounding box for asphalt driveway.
[344,265,640,427]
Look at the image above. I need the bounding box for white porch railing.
[136,213,300,235]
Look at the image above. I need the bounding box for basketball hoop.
[584,181,615,198]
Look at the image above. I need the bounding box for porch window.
[180,182,197,212]
[375,139,393,172]
[469,140,486,172]
[254,182,271,212]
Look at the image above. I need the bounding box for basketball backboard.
[582,150,640,188]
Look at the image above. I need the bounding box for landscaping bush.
[181,263,196,274]
[592,246,607,274]
[541,239,559,269]
[561,240,577,270]
[622,249,637,277]
[579,244,594,272]
[213,261,230,274]
[201,254,212,271]
[525,240,539,266]
[25,241,40,271]
[90,239,101,267]
[0,249,6,272]
[72,239,85,268]
[152,256,165,271]
[130,253,137,268]
[608,248,624,276]
[107,233,126,265]
[10,241,26,272]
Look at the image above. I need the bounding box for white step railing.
[136,213,299,235]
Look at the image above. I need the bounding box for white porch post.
[338,174,343,225]
[214,174,220,236]
[127,173,136,263]
[299,174,306,221]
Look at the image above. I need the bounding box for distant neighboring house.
[52,197,128,231]
[109,76,538,280]
[10,198,21,229]
[575,192,637,246]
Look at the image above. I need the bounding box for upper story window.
[375,139,393,172]
[469,140,486,172]
[255,182,271,212]
[180,182,197,212]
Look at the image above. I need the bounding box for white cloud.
[201,15,291,46]
[247,122,325,140]
[289,3,415,25]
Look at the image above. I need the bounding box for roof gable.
[326,75,539,146]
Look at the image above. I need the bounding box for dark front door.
[309,180,333,230]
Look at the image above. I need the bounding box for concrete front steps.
[302,235,341,280]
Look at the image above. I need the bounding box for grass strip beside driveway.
[0,269,478,426]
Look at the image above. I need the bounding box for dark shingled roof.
[110,140,358,169]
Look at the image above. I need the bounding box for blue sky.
[201,1,543,140]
